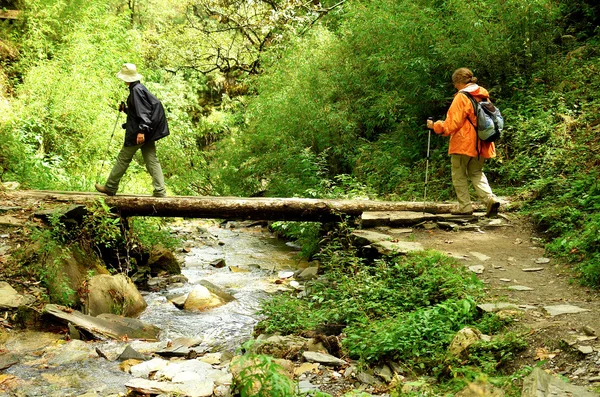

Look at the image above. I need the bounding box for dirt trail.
[411,212,600,384]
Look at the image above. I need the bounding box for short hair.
[452,68,478,85]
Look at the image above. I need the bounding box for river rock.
[126,378,214,397]
[0,282,31,309]
[209,258,226,268]
[0,353,18,371]
[130,357,169,377]
[296,266,318,281]
[147,245,181,276]
[155,359,224,382]
[254,335,309,359]
[85,274,147,317]
[168,294,187,309]
[198,280,235,302]
[184,285,227,311]
[521,367,599,397]
[374,363,393,382]
[303,351,346,367]
[117,345,148,361]
[48,339,96,366]
[447,327,482,359]
[44,304,160,341]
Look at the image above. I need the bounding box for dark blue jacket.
[122,81,170,146]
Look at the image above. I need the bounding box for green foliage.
[257,230,487,371]
[211,0,561,198]
[26,215,77,305]
[256,294,322,335]
[269,221,322,259]
[499,52,600,287]
[129,217,181,251]
[80,199,124,250]
[343,298,478,367]
[464,333,528,374]
[232,353,296,397]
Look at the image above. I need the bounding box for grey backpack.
[461,91,503,143]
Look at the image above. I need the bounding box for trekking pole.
[96,110,121,183]
[423,117,433,213]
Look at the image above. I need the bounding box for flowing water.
[0,220,307,397]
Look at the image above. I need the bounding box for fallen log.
[6,190,460,222]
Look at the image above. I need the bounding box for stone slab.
[351,230,392,246]
[522,367,600,397]
[372,240,424,255]
[543,305,590,317]
[508,285,534,291]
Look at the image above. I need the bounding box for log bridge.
[3,190,459,222]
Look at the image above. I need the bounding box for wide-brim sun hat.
[116,63,143,82]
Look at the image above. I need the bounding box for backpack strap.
[461,91,481,158]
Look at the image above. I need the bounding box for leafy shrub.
[344,298,478,367]
[231,353,296,397]
[129,217,181,251]
[269,221,322,259]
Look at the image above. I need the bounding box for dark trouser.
[104,140,166,197]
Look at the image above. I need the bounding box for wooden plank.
[4,190,460,221]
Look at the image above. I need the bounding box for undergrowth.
[256,223,526,394]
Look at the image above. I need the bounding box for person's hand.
[136,133,145,144]
[118,101,126,113]
[426,119,435,129]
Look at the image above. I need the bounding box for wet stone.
[0,353,18,371]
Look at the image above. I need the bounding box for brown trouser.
[451,154,496,212]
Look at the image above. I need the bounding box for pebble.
[535,257,551,264]
[522,267,544,272]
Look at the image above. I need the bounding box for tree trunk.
[6,190,458,221]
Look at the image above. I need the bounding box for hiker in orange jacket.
[426,67,500,216]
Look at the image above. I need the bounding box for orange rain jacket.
[433,83,496,159]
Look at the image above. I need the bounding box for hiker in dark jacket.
[96,63,169,197]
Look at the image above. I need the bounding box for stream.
[0,220,307,397]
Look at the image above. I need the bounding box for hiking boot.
[95,184,116,196]
[486,200,500,217]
